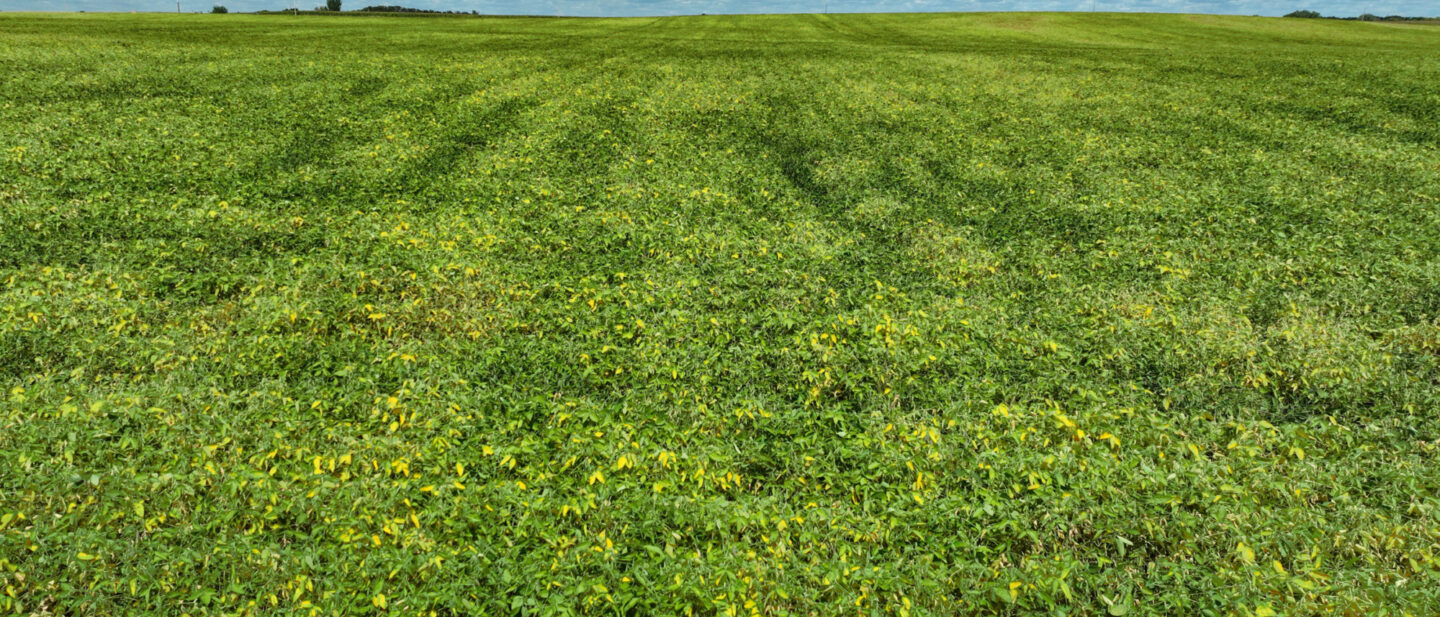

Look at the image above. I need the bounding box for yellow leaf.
[1008,581,1022,603]
[1237,543,1255,564]
[372,594,387,609]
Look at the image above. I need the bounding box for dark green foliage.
[326,0,341,12]
[211,5,227,13]
[1285,9,1439,20]
[1,11,1439,617]
[359,5,467,13]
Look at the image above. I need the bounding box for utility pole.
[176,1,181,12]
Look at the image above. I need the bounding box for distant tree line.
[1285,9,1437,21]
[256,5,488,15]
[357,5,480,13]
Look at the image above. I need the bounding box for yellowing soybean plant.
[3,11,1440,616]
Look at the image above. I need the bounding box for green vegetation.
[2,11,1439,616]
[356,6,478,14]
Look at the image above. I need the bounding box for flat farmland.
[2,11,1439,615]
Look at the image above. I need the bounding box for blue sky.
[4,0,1435,18]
